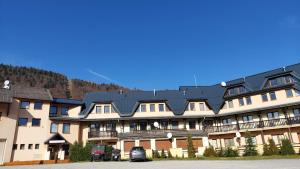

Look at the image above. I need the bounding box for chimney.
[119,89,123,94]
[183,90,186,96]
[153,89,156,96]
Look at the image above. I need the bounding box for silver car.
[129,147,146,162]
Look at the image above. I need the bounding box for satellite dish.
[3,80,10,89]
[236,131,241,138]
[167,132,172,139]
[153,121,159,128]
[221,81,227,87]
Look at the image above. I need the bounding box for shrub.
[69,141,84,162]
[280,138,295,155]
[217,148,225,157]
[82,142,93,161]
[263,139,279,156]
[105,145,113,160]
[152,150,160,158]
[243,132,258,156]
[167,150,173,158]
[203,146,217,157]
[187,134,196,158]
[223,147,239,157]
[161,149,166,158]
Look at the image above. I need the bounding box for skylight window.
[225,86,247,96]
[264,75,295,88]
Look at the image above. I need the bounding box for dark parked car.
[91,144,107,161]
[129,147,146,162]
[111,149,121,161]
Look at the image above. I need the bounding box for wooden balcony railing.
[88,131,118,138]
[205,116,300,134]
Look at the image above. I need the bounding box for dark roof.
[12,86,53,101]
[77,63,300,117]
[52,98,83,105]
[0,89,13,103]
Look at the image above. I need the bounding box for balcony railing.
[205,117,300,134]
[118,129,206,139]
[88,131,118,139]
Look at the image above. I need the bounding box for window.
[265,75,295,88]
[222,118,232,125]
[285,89,293,98]
[61,107,69,116]
[32,118,41,126]
[269,92,277,100]
[49,106,57,116]
[20,101,30,109]
[139,121,147,130]
[189,121,196,129]
[243,115,253,122]
[63,123,70,134]
[13,144,18,150]
[210,139,218,148]
[34,102,43,110]
[226,86,247,96]
[199,103,205,111]
[104,106,110,113]
[20,144,25,150]
[159,104,165,112]
[150,104,155,112]
[28,144,33,149]
[224,138,235,147]
[130,122,138,131]
[267,112,279,119]
[293,109,300,117]
[18,118,28,126]
[238,98,244,106]
[161,120,168,129]
[140,104,147,112]
[227,100,234,108]
[96,106,102,113]
[189,103,195,111]
[171,121,178,129]
[246,96,252,105]
[35,144,39,149]
[105,122,116,131]
[272,135,285,145]
[261,93,268,102]
[50,123,58,133]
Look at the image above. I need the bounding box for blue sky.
[0,0,299,90]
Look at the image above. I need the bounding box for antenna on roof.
[283,66,286,72]
[194,74,198,88]
[3,80,10,89]
[153,89,156,96]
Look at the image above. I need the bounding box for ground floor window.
[209,139,218,148]
[224,138,235,147]
[271,134,285,145]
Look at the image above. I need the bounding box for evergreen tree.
[268,139,279,155]
[280,138,295,155]
[243,132,258,156]
[187,134,196,158]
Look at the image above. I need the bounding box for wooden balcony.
[205,116,300,134]
[118,129,206,139]
[88,131,118,139]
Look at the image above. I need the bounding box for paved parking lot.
[3,159,300,169]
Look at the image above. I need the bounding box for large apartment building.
[1,63,300,164]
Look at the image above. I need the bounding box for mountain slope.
[0,64,129,99]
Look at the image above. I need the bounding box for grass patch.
[152,155,300,161]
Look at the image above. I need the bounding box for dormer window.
[264,75,295,88]
[189,102,195,111]
[226,86,247,96]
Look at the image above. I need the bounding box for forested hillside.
[0,64,129,99]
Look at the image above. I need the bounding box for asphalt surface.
[2,159,300,169]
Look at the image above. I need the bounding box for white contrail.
[87,69,115,83]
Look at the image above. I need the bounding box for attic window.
[225,86,247,96]
[264,75,295,88]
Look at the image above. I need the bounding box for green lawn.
[151,155,300,161]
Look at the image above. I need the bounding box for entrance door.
[0,139,6,165]
[48,145,59,160]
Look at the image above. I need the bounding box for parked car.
[111,149,121,161]
[91,144,107,161]
[129,147,146,162]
